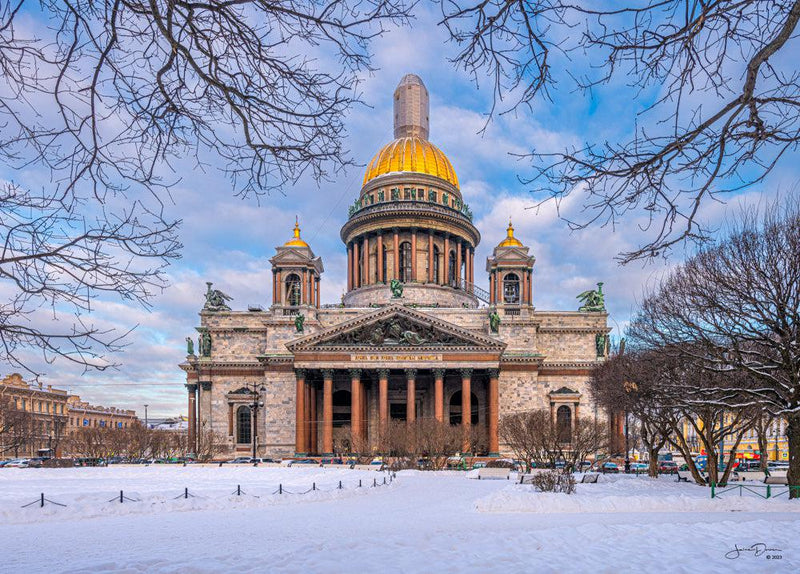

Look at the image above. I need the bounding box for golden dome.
[284,218,309,248]
[362,137,459,189]
[498,218,523,247]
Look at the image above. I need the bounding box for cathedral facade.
[179,75,610,458]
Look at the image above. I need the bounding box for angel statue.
[185,337,195,355]
[577,282,606,313]
[203,282,233,312]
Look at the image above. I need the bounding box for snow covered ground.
[1,466,799,573]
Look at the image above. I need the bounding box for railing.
[459,279,491,304]
[710,482,800,499]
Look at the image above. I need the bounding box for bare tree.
[631,199,800,493]
[439,0,800,262]
[0,394,32,456]
[195,424,226,462]
[0,0,412,375]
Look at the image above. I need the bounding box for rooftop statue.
[489,310,501,333]
[203,282,232,312]
[577,282,606,313]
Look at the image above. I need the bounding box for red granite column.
[322,369,334,455]
[393,228,400,280]
[461,368,472,453]
[301,268,308,305]
[295,369,306,455]
[347,244,353,291]
[428,233,434,283]
[433,368,445,423]
[350,369,362,450]
[186,383,197,454]
[405,369,417,424]
[377,233,384,283]
[488,369,499,455]
[315,278,320,308]
[310,385,318,454]
[442,235,449,285]
[456,238,462,287]
[353,239,360,289]
[411,229,417,281]
[378,368,389,434]
[363,235,370,286]
[489,272,494,304]
[305,381,312,453]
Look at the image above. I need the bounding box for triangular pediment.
[286,305,506,352]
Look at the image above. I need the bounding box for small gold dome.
[284,218,309,248]
[362,137,459,189]
[498,218,523,247]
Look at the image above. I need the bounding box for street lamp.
[243,383,267,460]
[144,404,149,429]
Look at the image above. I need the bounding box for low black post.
[279,484,282,495]
[237,485,241,496]
[359,479,362,488]
[312,482,316,491]
[338,480,342,490]
[40,493,44,508]
[383,476,386,485]
[373,478,377,487]
[120,490,124,503]
[184,487,188,499]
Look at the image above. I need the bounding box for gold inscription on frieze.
[351,354,441,362]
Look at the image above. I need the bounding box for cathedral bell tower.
[269,219,323,309]
[486,219,535,312]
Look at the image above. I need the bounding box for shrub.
[529,470,576,494]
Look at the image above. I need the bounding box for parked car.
[320,457,343,465]
[228,457,255,464]
[578,461,592,471]
[472,461,487,470]
[287,458,318,466]
[659,461,679,474]
[3,458,30,468]
[629,462,648,473]
[600,462,619,474]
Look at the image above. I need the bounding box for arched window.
[381,245,388,283]
[285,273,301,306]
[399,241,412,282]
[448,391,479,425]
[432,245,440,284]
[237,406,252,444]
[448,250,457,287]
[332,390,351,427]
[503,272,520,304]
[556,405,572,443]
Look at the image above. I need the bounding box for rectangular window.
[22,399,26,410]
[418,188,425,199]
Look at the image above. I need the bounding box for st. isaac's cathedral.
[180,74,611,458]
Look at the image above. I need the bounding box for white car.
[3,458,30,468]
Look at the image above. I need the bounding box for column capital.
[433,368,446,379]
[487,368,500,379]
[295,368,307,380]
[200,381,212,392]
[377,368,390,379]
[321,368,334,380]
[185,383,198,393]
[404,368,417,380]
[459,368,473,378]
[348,368,362,379]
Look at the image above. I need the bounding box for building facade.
[180,75,611,458]
[66,397,139,436]
[0,373,69,457]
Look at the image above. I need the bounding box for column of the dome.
[315,277,320,308]
[353,239,360,289]
[393,228,400,281]
[427,233,434,283]
[489,272,494,304]
[495,270,502,303]
[456,238,462,288]
[272,270,277,304]
[442,234,449,286]
[277,270,283,305]
[377,232,384,283]
[302,269,308,304]
[347,243,353,291]
[363,235,370,286]
[521,269,528,304]
[470,248,475,284]
[411,228,418,282]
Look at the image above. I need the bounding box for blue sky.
[3,4,797,417]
